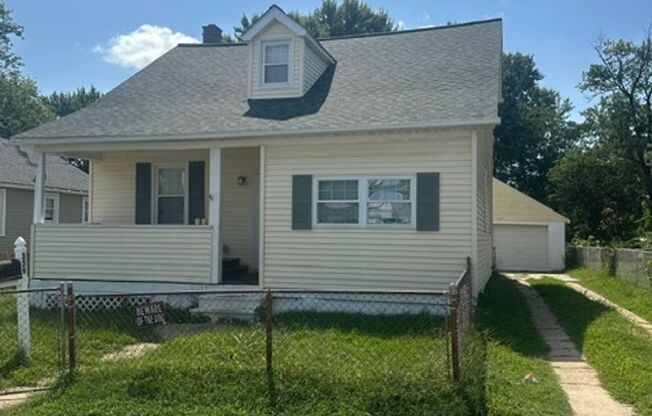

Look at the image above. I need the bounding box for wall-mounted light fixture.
[237,176,247,185]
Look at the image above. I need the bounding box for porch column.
[33,151,46,224]
[209,148,222,283]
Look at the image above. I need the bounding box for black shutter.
[292,175,312,230]
[135,163,152,224]
[416,172,440,231]
[188,161,206,224]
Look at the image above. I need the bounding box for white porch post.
[209,148,222,284]
[33,151,46,224]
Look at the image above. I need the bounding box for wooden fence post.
[14,237,31,357]
[66,282,77,372]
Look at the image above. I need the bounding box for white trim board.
[17,118,501,146]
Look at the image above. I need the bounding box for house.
[0,138,88,259]
[11,6,502,296]
[493,178,569,272]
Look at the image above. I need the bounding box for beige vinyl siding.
[221,147,260,266]
[302,41,328,94]
[32,224,212,283]
[474,128,494,293]
[91,150,208,224]
[250,22,303,99]
[262,130,473,291]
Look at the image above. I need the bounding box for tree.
[0,71,54,138]
[549,148,644,243]
[494,53,576,202]
[0,1,22,76]
[580,32,652,211]
[234,0,397,40]
[44,86,102,117]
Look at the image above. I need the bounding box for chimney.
[202,24,223,44]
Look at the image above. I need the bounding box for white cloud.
[94,25,198,70]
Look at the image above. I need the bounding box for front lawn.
[531,278,652,416]
[568,267,652,322]
[476,274,572,416]
[3,311,478,416]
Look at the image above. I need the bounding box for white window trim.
[82,196,89,224]
[0,189,6,237]
[153,163,188,225]
[44,193,59,224]
[261,39,293,88]
[312,176,417,229]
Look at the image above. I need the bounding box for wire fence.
[0,286,65,395]
[0,260,476,407]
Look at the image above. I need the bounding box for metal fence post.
[14,237,31,357]
[66,282,77,372]
[449,282,460,383]
[265,289,273,379]
[59,283,67,374]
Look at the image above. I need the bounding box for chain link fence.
[0,286,65,395]
[0,260,478,410]
[449,257,473,382]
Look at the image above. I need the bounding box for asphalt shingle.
[14,19,502,142]
[0,138,88,192]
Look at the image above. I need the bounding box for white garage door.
[494,224,549,271]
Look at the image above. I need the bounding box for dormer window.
[262,40,291,85]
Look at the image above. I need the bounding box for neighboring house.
[12,6,502,295]
[0,138,88,258]
[493,178,569,272]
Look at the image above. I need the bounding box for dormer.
[242,5,335,100]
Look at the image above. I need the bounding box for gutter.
[10,117,501,147]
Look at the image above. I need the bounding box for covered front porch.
[29,145,261,288]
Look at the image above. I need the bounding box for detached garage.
[493,179,569,272]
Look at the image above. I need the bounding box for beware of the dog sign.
[135,302,166,328]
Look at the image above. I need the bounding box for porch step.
[191,293,264,322]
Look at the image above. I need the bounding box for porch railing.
[31,224,214,284]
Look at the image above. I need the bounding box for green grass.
[567,267,652,322]
[2,311,480,416]
[476,274,572,416]
[0,295,208,391]
[531,277,652,416]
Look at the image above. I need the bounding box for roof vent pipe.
[202,24,222,44]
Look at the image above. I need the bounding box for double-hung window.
[314,177,415,227]
[155,166,186,224]
[44,194,59,223]
[316,179,359,224]
[367,179,413,225]
[262,41,290,85]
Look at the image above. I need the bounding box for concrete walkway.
[0,388,45,410]
[511,278,634,416]
[517,273,652,338]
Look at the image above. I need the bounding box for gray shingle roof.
[0,138,88,192]
[14,19,502,142]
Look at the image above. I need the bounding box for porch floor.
[221,272,259,286]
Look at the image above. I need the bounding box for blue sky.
[6,0,652,120]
